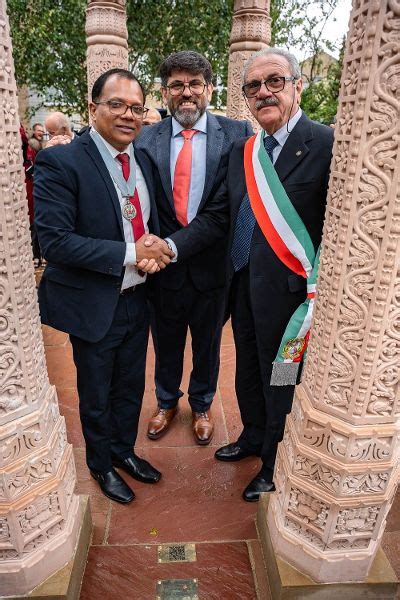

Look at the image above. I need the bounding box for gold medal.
[282,337,306,360]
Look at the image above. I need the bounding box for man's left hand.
[46,135,72,148]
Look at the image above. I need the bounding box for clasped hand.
[135,234,175,274]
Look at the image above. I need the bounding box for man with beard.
[214,48,334,501]
[136,51,252,444]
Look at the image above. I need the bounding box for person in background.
[142,107,162,126]
[45,111,75,147]
[30,123,45,149]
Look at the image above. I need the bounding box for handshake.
[135,234,175,274]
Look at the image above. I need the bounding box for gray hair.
[243,48,301,84]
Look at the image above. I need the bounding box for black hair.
[159,51,213,86]
[91,68,146,103]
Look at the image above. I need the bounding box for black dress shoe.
[215,442,256,462]
[242,476,276,502]
[112,454,162,484]
[90,468,135,503]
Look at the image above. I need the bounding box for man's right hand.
[135,234,174,269]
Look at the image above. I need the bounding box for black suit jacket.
[226,113,334,364]
[135,112,253,291]
[34,130,159,343]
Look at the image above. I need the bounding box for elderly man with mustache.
[214,48,334,502]
[136,51,252,445]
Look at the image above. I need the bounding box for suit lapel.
[274,113,313,182]
[198,112,224,209]
[156,118,174,211]
[81,132,124,237]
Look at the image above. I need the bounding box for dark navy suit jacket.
[34,130,159,343]
[135,112,253,291]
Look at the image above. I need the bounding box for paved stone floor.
[42,322,400,599]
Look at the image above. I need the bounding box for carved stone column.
[86,0,128,105]
[226,0,270,129]
[261,0,400,586]
[0,1,85,595]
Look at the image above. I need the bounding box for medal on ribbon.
[122,199,137,221]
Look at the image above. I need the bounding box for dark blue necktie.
[231,135,279,272]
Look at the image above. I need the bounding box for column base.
[257,495,399,600]
[2,496,92,600]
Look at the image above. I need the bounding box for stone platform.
[42,322,400,599]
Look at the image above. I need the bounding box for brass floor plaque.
[156,578,198,599]
[158,543,197,563]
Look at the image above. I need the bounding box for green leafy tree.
[8,0,87,118]
[126,0,233,109]
[300,37,344,124]
[8,0,342,122]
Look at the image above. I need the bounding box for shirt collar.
[172,110,208,137]
[264,108,302,147]
[90,126,132,159]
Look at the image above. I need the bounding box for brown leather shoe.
[192,411,214,445]
[147,407,177,440]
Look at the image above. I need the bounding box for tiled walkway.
[42,323,400,600]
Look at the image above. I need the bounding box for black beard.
[170,105,203,128]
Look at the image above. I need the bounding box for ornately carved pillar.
[86,0,128,105]
[226,0,270,129]
[265,0,400,584]
[0,1,83,594]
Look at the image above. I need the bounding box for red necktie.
[173,129,197,226]
[116,153,145,241]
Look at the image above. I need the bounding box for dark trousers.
[231,269,295,477]
[70,286,149,473]
[150,278,225,413]
[30,224,41,262]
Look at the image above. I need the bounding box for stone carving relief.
[294,454,389,496]
[303,0,400,424]
[0,389,59,468]
[86,0,128,107]
[287,488,329,531]
[266,0,400,583]
[291,397,394,463]
[0,2,81,592]
[226,1,270,125]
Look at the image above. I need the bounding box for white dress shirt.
[166,111,208,261]
[90,127,151,289]
[264,108,302,163]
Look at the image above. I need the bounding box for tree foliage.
[7,0,87,117]
[7,0,342,123]
[300,38,344,124]
[126,0,233,108]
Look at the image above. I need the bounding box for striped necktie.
[231,135,279,272]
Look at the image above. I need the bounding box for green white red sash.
[244,131,320,386]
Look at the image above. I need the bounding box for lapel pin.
[296,150,302,156]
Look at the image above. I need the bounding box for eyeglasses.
[94,100,149,118]
[242,76,298,98]
[166,80,207,96]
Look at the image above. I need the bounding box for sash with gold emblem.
[244,131,320,386]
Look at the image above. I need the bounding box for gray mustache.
[255,98,279,109]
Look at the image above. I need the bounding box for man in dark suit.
[214,48,334,501]
[136,51,252,445]
[34,69,174,504]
